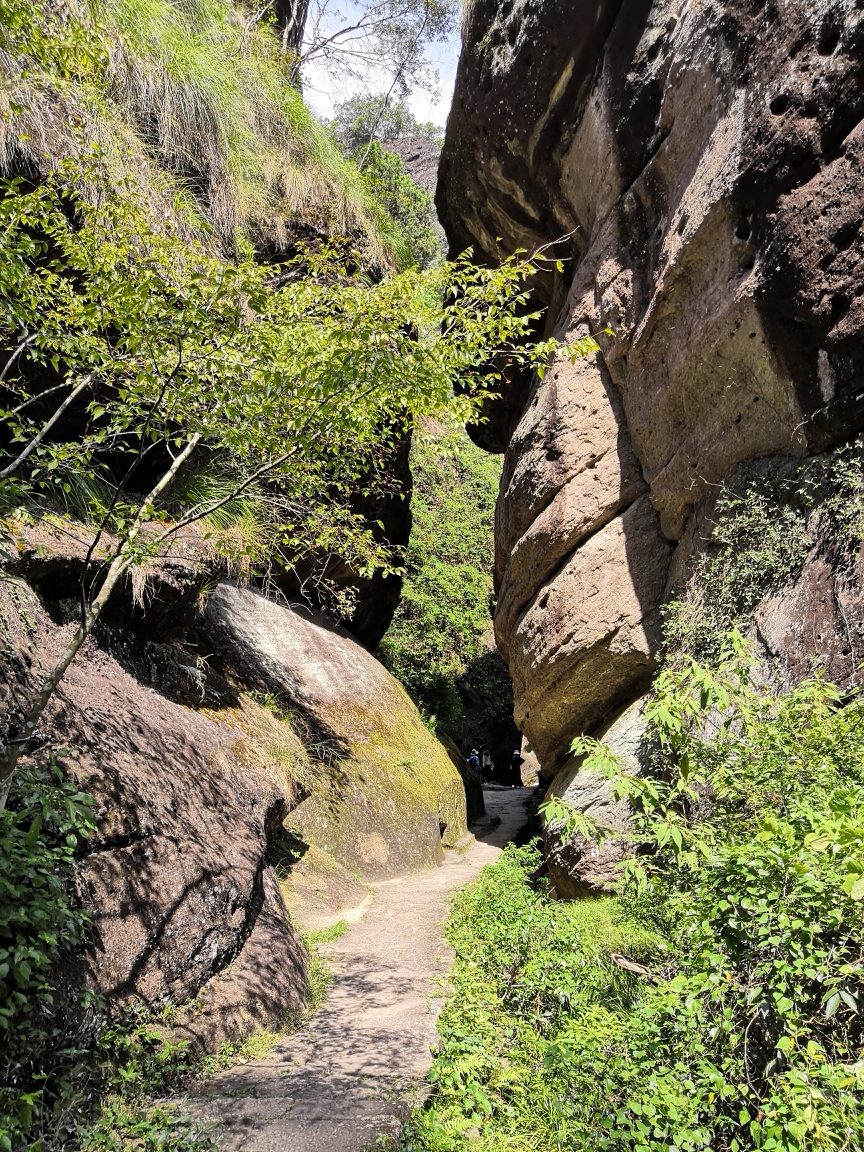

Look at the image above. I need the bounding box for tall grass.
[0,0,406,263]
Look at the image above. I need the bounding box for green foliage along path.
[377,424,520,761]
[407,638,864,1152]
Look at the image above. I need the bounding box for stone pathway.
[186,787,531,1152]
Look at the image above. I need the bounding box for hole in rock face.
[770,92,790,115]
[832,219,861,250]
[831,292,850,320]
[735,218,752,240]
[818,22,841,55]
[268,826,310,872]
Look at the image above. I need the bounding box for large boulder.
[0,523,477,1055]
[0,575,307,1053]
[201,582,474,881]
[544,696,649,899]
[440,0,864,772]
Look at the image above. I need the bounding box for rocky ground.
[185,787,532,1151]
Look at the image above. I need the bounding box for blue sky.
[302,21,461,129]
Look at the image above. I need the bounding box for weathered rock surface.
[674,447,864,692]
[202,582,473,881]
[389,136,447,250]
[755,550,864,688]
[0,576,307,1051]
[1,522,478,1053]
[509,495,670,773]
[544,696,649,899]
[389,136,440,198]
[441,0,864,772]
[493,352,647,661]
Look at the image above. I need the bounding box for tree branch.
[357,11,428,171]
[0,332,38,383]
[5,383,70,417]
[0,376,92,481]
[0,432,201,812]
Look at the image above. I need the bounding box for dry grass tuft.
[0,0,403,263]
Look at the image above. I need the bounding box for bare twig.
[0,332,38,383]
[5,383,70,417]
[610,953,664,984]
[357,12,428,172]
[0,376,92,481]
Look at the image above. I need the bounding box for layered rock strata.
[439,0,864,777]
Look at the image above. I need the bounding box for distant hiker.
[508,748,525,788]
[480,746,493,781]
[467,749,481,775]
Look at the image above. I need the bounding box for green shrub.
[409,637,864,1152]
[0,763,95,1152]
[402,845,659,1151]
[357,141,441,268]
[376,425,502,728]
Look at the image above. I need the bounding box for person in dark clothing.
[467,749,481,776]
[507,748,524,788]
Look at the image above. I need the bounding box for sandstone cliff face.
[440,0,864,775]
[202,583,476,884]
[1,519,474,1053]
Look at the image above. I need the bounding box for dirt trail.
[187,787,531,1152]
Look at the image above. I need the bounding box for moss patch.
[286,686,469,882]
[664,439,864,662]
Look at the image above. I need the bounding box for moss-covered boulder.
[202,583,474,886]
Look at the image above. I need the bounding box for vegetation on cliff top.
[0,0,420,263]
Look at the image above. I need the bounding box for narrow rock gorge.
[7,0,864,1146]
[439,0,864,880]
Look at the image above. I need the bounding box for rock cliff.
[439,0,864,779]
[0,518,474,1054]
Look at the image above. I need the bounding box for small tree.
[0,166,597,810]
[357,141,440,266]
[287,0,455,100]
[332,93,442,148]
